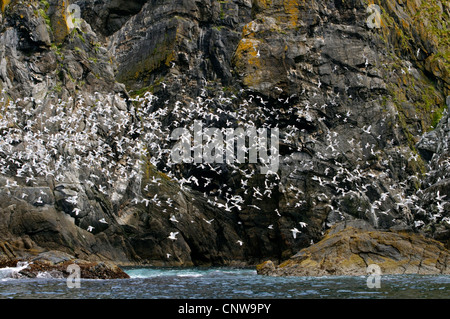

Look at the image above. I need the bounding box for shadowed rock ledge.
[257,221,450,276]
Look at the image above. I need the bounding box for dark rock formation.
[416,97,450,247]
[0,0,448,273]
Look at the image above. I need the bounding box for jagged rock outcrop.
[257,220,450,276]
[0,0,448,272]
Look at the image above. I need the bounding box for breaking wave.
[125,267,256,279]
[0,262,30,280]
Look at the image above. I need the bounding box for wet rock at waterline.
[0,251,129,279]
[257,221,450,276]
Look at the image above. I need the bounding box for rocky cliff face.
[0,0,448,271]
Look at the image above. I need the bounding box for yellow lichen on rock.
[234,38,261,67]
[242,20,258,38]
[1,0,11,13]
[51,0,71,44]
[233,38,265,88]
[283,0,300,28]
[252,0,270,11]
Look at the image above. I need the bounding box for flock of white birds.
[0,83,448,249]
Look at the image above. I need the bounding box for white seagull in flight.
[290,228,301,239]
[168,232,179,240]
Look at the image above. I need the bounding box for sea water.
[0,267,448,299]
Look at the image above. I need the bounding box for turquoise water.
[0,267,449,299]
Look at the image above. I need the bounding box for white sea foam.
[0,261,30,279]
[125,267,257,279]
[35,271,64,279]
[126,269,204,278]
[176,273,203,278]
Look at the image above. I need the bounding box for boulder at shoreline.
[257,221,450,276]
[0,250,130,279]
